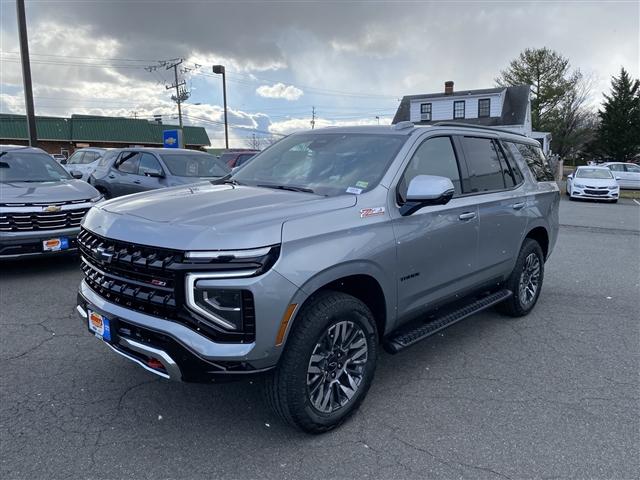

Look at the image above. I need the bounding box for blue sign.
[163,129,183,148]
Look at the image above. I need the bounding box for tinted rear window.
[507,142,555,182]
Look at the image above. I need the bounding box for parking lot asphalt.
[1,197,639,480]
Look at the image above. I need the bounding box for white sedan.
[601,162,640,190]
[567,166,620,203]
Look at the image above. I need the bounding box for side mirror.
[71,170,83,179]
[60,159,68,165]
[615,176,621,180]
[567,174,573,180]
[143,168,164,178]
[400,175,455,216]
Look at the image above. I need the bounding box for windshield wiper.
[211,174,243,186]
[257,183,315,194]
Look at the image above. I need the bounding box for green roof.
[0,114,210,146]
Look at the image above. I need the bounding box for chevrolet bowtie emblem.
[43,205,62,213]
[94,246,113,264]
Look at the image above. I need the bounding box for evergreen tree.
[596,67,640,161]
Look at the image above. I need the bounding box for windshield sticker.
[360,207,385,218]
[346,186,363,195]
[355,181,369,189]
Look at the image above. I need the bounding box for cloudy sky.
[1,0,638,147]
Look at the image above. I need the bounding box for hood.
[83,182,357,250]
[0,179,99,204]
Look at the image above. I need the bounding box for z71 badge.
[360,207,385,218]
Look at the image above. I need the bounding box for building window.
[453,100,465,119]
[420,103,432,121]
[478,98,491,118]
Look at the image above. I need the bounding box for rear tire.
[265,291,378,433]
[498,238,545,317]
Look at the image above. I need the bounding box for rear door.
[457,135,529,280]
[391,135,480,319]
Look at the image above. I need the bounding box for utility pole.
[311,106,316,130]
[212,65,229,149]
[166,59,188,128]
[16,0,37,147]
[376,116,380,125]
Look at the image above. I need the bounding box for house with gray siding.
[392,81,551,154]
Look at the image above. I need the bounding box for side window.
[68,152,84,165]
[98,151,117,167]
[82,152,99,164]
[460,136,506,192]
[625,164,640,173]
[506,142,554,182]
[398,136,462,202]
[138,153,163,176]
[494,141,522,187]
[236,154,254,167]
[116,152,140,174]
[608,164,623,172]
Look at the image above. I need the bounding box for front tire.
[265,291,378,433]
[498,238,545,317]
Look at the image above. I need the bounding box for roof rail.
[392,121,414,131]
[431,122,527,137]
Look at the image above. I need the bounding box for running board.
[384,289,512,354]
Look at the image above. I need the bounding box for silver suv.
[76,123,559,432]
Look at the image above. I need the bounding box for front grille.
[584,189,609,195]
[0,208,89,232]
[78,228,258,343]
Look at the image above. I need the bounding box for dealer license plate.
[42,237,69,252]
[88,310,111,342]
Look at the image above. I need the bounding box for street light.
[212,65,229,149]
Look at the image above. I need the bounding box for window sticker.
[346,186,363,195]
[355,181,369,189]
[360,207,385,218]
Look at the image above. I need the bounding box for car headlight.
[90,194,104,203]
[573,183,585,188]
[610,185,619,189]
[190,286,245,330]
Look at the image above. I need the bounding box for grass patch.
[620,190,640,199]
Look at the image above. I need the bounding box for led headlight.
[90,194,104,203]
[192,287,243,330]
[573,183,585,188]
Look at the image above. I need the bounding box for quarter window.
[453,101,465,119]
[608,164,624,172]
[398,136,462,202]
[460,136,506,192]
[478,99,491,118]
[506,142,555,182]
[420,103,432,121]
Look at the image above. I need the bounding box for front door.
[110,152,141,197]
[391,135,480,320]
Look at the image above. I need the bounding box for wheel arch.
[286,262,395,343]
[524,225,549,259]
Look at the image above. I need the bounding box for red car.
[219,150,259,169]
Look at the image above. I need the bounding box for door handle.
[108,174,115,179]
[512,202,526,210]
[133,180,141,184]
[458,212,477,221]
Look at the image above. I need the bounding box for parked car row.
[566,166,620,202]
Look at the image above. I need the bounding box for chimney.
[444,81,454,95]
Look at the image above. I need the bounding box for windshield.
[160,153,230,177]
[232,133,406,196]
[0,151,72,183]
[576,168,614,179]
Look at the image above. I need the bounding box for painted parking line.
[634,199,640,206]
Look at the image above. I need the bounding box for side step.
[384,289,512,354]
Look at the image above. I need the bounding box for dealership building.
[0,113,210,156]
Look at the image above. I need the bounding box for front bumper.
[570,187,619,200]
[0,227,80,258]
[77,267,300,382]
